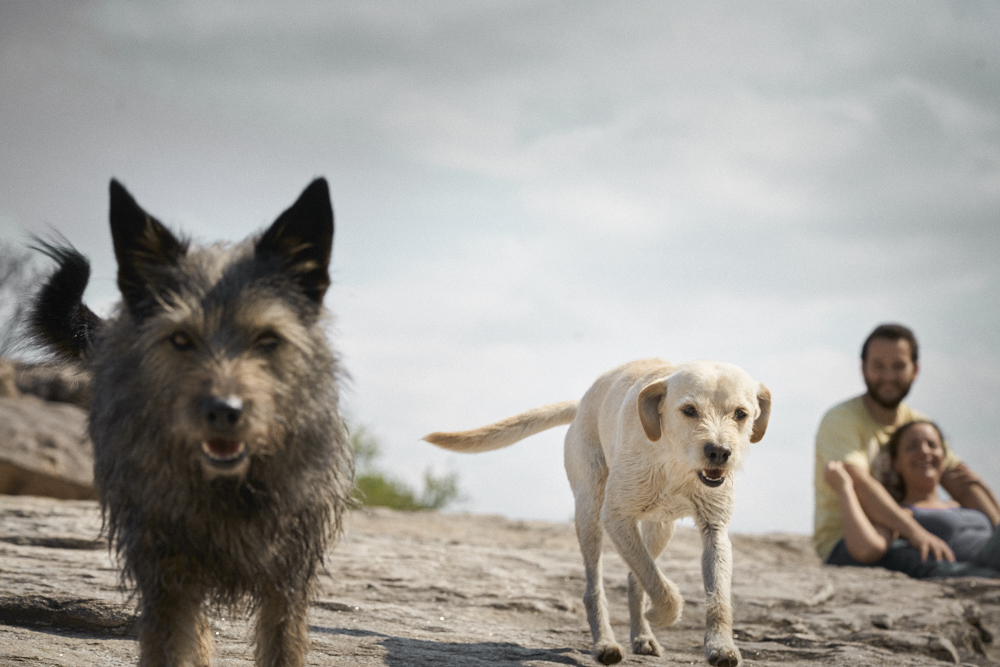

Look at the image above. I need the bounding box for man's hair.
[861,323,918,363]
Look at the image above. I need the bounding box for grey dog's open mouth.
[201,438,248,467]
[698,469,726,488]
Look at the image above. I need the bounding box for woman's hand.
[901,524,955,562]
[823,461,853,493]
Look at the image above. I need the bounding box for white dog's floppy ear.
[751,383,771,443]
[638,379,667,442]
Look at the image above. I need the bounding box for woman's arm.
[824,461,891,563]
[844,463,955,562]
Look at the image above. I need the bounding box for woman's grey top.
[910,506,993,562]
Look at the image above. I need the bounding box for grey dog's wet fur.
[31,179,353,666]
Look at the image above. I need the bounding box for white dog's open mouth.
[201,438,248,467]
[698,469,726,488]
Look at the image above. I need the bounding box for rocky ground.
[1,495,999,666]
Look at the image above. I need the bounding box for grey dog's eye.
[256,331,281,353]
[681,405,698,418]
[169,331,195,351]
[734,408,748,421]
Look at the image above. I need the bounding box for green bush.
[350,425,463,511]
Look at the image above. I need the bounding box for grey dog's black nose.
[201,396,244,429]
[704,442,731,465]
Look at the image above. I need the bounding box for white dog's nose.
[703,442,731,466]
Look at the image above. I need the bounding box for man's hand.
[943,463,983,487]
[942,463,1000,526]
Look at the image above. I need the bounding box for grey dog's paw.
[632,634,662,656]
[593,640,624,665]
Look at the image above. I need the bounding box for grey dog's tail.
[423,400,578,453]
[29,241,102,362]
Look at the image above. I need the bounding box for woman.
[824,420,1000,578]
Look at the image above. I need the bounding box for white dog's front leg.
[602,508,683,629]
[628,520,673,656]
[699,522,740,667]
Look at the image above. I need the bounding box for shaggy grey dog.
[31,179,353,667]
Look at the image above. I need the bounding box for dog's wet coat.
[31,179,352,667]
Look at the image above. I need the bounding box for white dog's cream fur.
[424,358,770,667]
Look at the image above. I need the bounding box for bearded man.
[814,324,1000,574]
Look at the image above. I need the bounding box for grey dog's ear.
[751,383,771,443]
[256,178,334,305]
[109,179,188,321]
[638,379,667,442]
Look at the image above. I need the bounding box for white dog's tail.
[423,401,578,453]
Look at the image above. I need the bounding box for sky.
[1,1,998,534]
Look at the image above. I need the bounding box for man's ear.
[751,383,771,443]
[109,179,187,319]
[637,379,667,442]
[255,178,334,305]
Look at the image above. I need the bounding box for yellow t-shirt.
[812,395,960,560]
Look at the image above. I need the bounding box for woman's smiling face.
[892,422,946,491]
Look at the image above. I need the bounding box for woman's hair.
[877,420,946,502]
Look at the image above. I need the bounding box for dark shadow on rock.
[0,595,136,638]
[0,535,104,549]
[313,625,590,666]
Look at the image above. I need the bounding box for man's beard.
[865,377,913,410]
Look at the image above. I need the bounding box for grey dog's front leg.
[699,522,740,667]
[255,586,310,667]
[136,588,211,667]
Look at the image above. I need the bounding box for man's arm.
[941,463,1000,526]
[844,464,955,562]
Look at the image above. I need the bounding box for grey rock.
[0,395,96,499]
[1,496,999,666]
[0,358,17,398]
[0,594,135,636]
[12,360,92,407]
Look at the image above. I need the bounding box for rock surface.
[0,357,96,500]
[0,396,96,500]
[1,495,998,666]
[9,360,92,407]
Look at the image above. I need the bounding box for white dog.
[424,358,770,667]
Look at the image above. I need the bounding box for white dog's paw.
[645,600,682,628]
[632,634,662,656]
[704,635,741,667]
[593,640,624,665]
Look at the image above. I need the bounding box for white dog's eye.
[681,405,698,418]
[734,408,748,421]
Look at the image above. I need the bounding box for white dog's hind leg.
[566,423,624,664]
[698,521,741,667]
[576,496,624,665]
[628,519,674,656]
